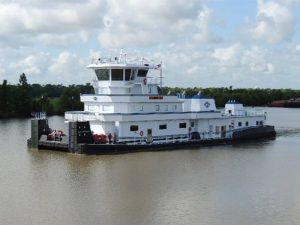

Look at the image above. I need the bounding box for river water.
[0,107,300,225]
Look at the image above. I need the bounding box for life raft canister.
[143,78,147,85]
[140,131,144,136]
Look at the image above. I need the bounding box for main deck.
[28,118,275,155]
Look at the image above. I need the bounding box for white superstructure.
[65,53,267,144]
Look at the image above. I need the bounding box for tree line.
[161,86,300,107]
[0,73,93,118]
[1,73,300,118]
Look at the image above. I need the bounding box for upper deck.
[87,54,162,95]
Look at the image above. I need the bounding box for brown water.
[0,108,300,225]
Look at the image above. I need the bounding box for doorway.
[147,129,153,143]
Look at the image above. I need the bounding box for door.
[147,129,153,143]
[221,126,226,138]
[190,120,196,132]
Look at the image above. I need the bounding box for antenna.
[154,62,163,88]
[159,61,163,89]
[119,49,124,63]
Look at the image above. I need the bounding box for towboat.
[28,52,276,154]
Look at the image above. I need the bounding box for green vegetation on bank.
[161,86,300,107]
[1,74,300,118]
[0,74,93,118]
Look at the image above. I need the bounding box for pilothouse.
[89,52,161,95]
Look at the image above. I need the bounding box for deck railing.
[31,112,47,119]
[65,112,96,121]
[115,129,245,145]
[222,109,266,117]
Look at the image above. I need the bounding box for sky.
[0,0,300,88]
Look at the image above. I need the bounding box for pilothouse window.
[95,69,109,81]
[111,69,123,80]
[137,69,148,77]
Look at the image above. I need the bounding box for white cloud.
[0,0,299,88]
[212,43,242,68]
[0,0,106,46]
[241,46,274,74]
[0,3,25,37]
[193,5,221,43]
[249,0,295,44]
[48,52,87,84]
[9,53,50,76]
[98,0,220,48]
[79,30,89,43]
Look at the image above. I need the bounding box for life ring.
[140,131,144,136]
[143,78,147,85]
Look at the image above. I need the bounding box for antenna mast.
[159,61,163,89]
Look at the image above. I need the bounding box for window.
[125,69,131,81]
[179,123,186,128]
[130,125,138,131]
[191,122,195,127]
[260,121,263,125]
[256,121,259,125]
[159,124,167,130]
[173,105,177,111]
[164,105,168,111]
[155,105,160,111]
[215,126,220,134]
[245,121,249,126]
[137,69,148,77]
[111,69,123,80]
[238,122,242,127]
[95,69,109,80]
